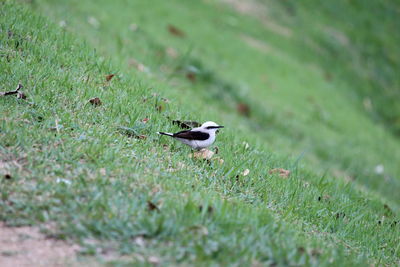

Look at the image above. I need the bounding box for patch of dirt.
[0,222,80,267]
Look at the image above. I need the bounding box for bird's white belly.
[177,135,215,149]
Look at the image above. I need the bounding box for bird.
[157,121,224,150]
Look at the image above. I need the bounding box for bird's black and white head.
[198,121,224,133]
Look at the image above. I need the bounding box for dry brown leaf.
[191,149,214,160]
[269,168,290,178]
[237,103,250,117]
[167,24,185,37]
[186,72,196,82]
[89,97,102,106]
[147,201,160,212]
[105,74,115,82]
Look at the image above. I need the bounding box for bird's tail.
[157,132,174,137]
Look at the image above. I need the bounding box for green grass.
[1,0,399,266]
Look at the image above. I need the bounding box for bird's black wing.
[173,130,209,140]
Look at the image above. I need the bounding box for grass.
[1,0,399,266]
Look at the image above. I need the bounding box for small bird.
[158,121,224,150]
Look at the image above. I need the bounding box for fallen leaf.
[167,24,185,38]
[89,97,102,106]
[237,103,250,117]
[186,72,196,82]
[242,169,250,176]
[105,74,115,82]
[147,201,160,212]
[269,168,290,178]
[191,149,214,160]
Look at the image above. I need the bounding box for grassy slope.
[1,1,399,266]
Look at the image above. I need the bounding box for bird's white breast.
[177,132,216,149]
